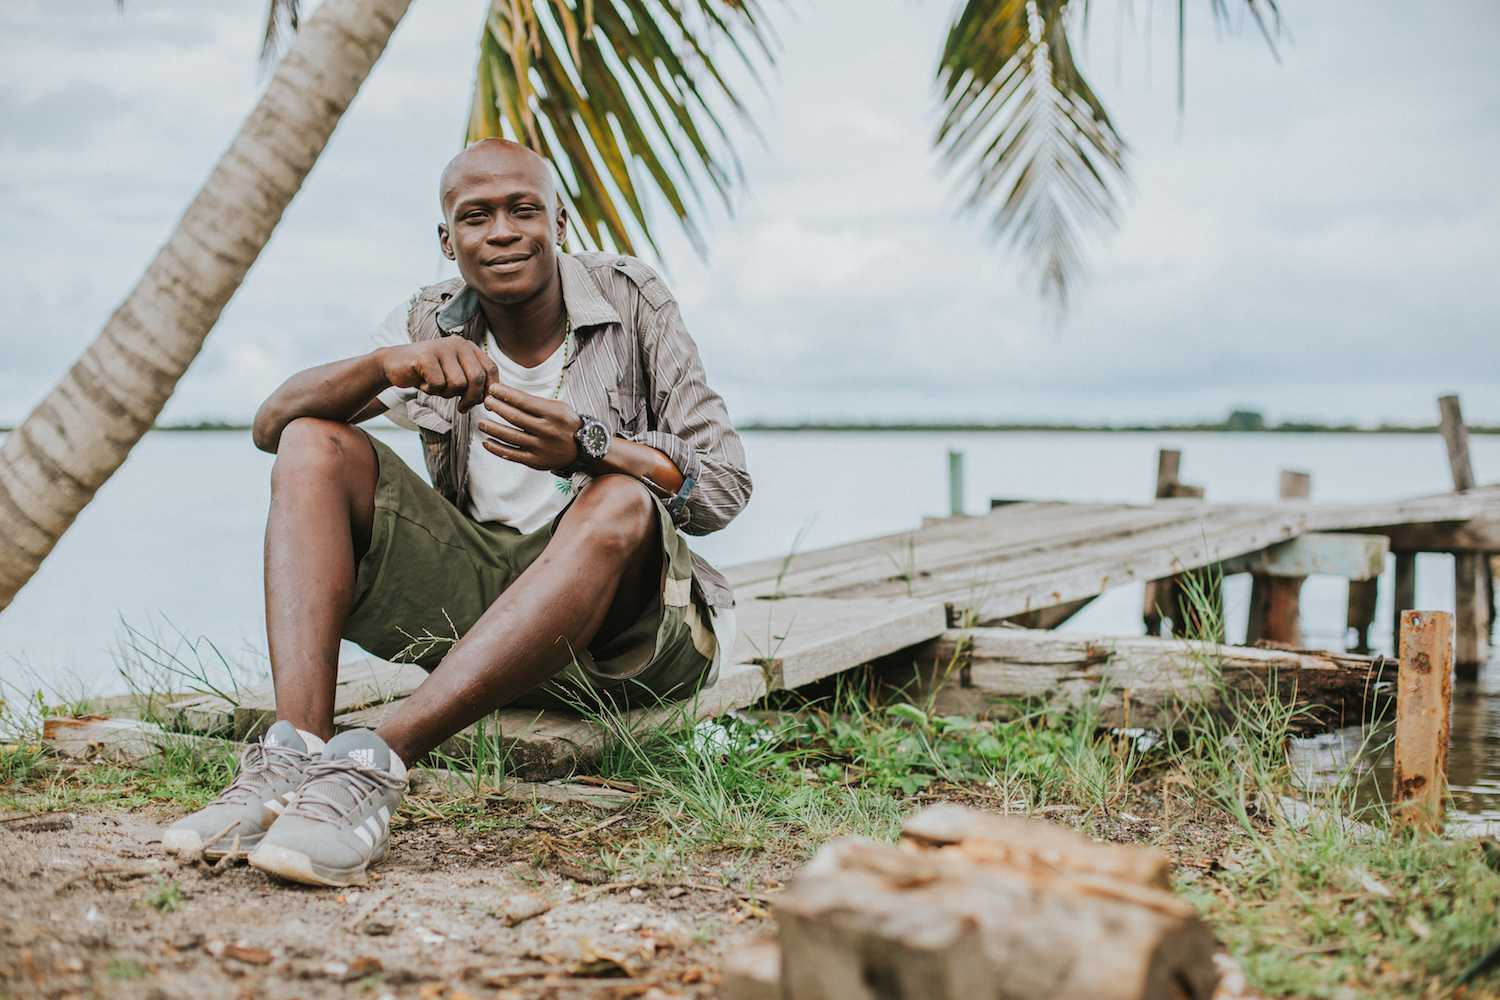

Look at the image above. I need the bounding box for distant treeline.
[3,411,1495,435]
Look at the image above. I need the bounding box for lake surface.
[0,428,1495,821]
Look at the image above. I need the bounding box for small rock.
[361,922,394,936]
[204,938,226,959]
[170,932,204,952]
[321,961,350,977]
[628,887,644,898]
[224,944,273,966]
[665,887,686,899]
[500,892,551,927]
[347,956,383,978]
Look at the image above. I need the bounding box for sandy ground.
[0,804,790,1000]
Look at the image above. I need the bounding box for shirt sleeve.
[633,300,752,535]
[353,298,420,431]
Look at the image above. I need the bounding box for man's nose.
[486,215,520,243]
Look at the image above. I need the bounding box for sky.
[1,0,1498,429]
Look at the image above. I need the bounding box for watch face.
[582,422,609,459]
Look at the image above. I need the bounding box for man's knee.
[271,418,375,487]
[568,475,657,557]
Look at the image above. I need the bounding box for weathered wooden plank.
[334,594,949,782]
[1393,610,1452,834]
[1222,532,1387,580]
[878,628,1394,732]
[1347,579,1379,654]
[1357,520,1500,553]
[162,658,428,739]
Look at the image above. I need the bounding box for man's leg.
[264,417,379,740]
[163,419,377,861]
[373,474,662,765]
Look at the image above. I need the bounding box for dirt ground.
[0,803,791,1000]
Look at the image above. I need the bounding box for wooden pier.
[45,402,1499,779]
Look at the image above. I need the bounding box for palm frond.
[259,0,302,72]
[939,0,1281,311]
[937,0,1125,311]
[468,0,774,257]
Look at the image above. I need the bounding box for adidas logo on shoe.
[348,748,376,768]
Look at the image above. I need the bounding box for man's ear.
[438,222,455,260]
[555,204,569,249]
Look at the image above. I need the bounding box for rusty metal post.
[1393,610,1453,834]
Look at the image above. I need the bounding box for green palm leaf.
[937,0,1280,310]
[468,0,774,256]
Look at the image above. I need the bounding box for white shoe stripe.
[377,805,391,828]
[265,799,285,816]
[353,826,374,849]
[364,816,381,838]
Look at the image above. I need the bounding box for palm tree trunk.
[0,0,413,611]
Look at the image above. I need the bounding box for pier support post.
[1246,470,1310,646]
[1392,551,1416,647]
[1143,450,1208,636]
[1346,579,1379,655]
[1439,395,1491,679]
[1393,610,1452,835]
[948,449,965,518]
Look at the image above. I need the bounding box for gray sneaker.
[247,728,406,887]
[162,720,313,859]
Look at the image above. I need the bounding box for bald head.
[439,138,557,221]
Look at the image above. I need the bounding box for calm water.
[0,428,1495,821]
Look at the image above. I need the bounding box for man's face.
[438,143,568,306]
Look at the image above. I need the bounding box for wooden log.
[41,716,243,764]
[1393,610,1452,834]
[1347,579,1379,654]
[877,628,1394,733]
[772,805,1218,1000]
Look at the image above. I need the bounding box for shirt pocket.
[606,385,647,435]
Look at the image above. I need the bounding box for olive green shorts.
[342,434,716,710]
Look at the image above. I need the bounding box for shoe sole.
[162,828,264,860]
[247,841,387,888]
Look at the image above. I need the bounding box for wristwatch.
[554,414,611,477]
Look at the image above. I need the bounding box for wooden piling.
[1393,610,1452,834]
[948,450,965,518]
[1143,451,1182,637]
[1247,470,1310,646]
[1439,395,1492,678]
[1346,579,1379,654]
[1143,451,1208,636]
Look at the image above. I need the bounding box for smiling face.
[437,139,568,307]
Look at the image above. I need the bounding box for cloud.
[0,0,1496,431]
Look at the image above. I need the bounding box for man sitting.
[162,139,750,887]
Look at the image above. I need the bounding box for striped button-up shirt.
[380,251,750,609]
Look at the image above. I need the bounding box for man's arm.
[252,339,499,454]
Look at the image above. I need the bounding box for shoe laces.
[210,741,311,807]
[284,757,404,824]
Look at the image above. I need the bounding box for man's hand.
[378,339,499,413]
[477,386,583,471]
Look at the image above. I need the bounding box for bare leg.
[374,474,662,765]
[264,418,378,740]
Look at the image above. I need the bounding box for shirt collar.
[435,252,621,334]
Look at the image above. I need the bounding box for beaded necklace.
[482,316,572,400]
